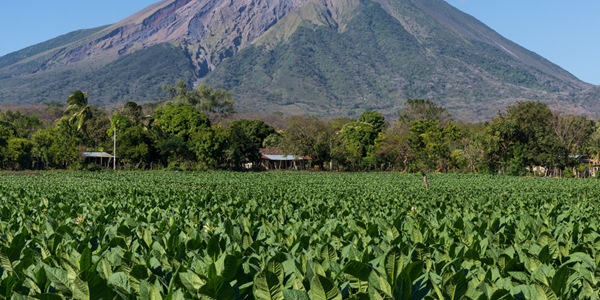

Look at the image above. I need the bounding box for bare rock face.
[61,0,310,73]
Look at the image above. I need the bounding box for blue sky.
[0,0,598,85]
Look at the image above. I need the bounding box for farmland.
[0,172,599,299]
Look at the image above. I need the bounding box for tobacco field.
[0,172,599,299]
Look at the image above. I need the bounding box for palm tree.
[64,91,93,132]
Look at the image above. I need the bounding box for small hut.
[259,149,310,170]
[82,152,115,168]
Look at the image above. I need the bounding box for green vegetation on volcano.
[204,0,581,119]
[0,43,197,105]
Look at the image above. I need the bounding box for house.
[82,152,115,168]
[259,149,310,170]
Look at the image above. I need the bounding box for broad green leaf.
[320,244,338,262]
[206,237,221,263]
[215,254,238,282]
[490,289,514,300]
[382,246,404,286]
[265,256,285,284]
[282,289,310,300]
[343,260,370,291]
[392,274,411,300]
[412,226,423,244]
[80,271,109,300]
[73,276,90,300]
[310,275,342,300]
[402,261,424,283]
[8,231,27,262]
[108,272,131,294]
[253,270,284,300]
[443,271,467,300]
[0,275,17,297]
[140,280,163,300]
[535,283,558,300]
[44,267,73,295]
[31,294,64,300]
[0,252,13,272]
[179,272,206,294]
[79,247,92,272]
[197,275,234,300]
[371,287,393,300]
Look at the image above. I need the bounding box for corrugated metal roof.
[263,154,304,161]
[83,152,115,158]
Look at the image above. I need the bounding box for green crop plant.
[0,172,599,299]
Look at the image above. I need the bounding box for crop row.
[0,173,599,299]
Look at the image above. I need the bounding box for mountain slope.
[0,0,596,120]
[204,0,594,119]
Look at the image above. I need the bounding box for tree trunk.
[423,174,429,189]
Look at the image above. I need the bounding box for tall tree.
[191,126,229,168]
[398,99,451,126]
[483,101,560,174]
[225,123,260,168]
[358,111,386,133]
[153,106,211,140]
[159,80,236,123]
[229,119,276,146]
[549,113,594,168]
[64,90,93,132]
[342,122,378,159]
[281,116,331,168]
[0,110,43,138]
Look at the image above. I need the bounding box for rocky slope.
[0,0,596,120]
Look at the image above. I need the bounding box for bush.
[87,163,104,172]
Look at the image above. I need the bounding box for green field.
[0,172,599,299]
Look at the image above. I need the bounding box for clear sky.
[0,0,598,85]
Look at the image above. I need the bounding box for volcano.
[0,0,596,120]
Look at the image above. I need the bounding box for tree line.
[0,81,599,177]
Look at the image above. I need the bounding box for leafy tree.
[55,117,86,168]
[196,84,236,123]
[117,126,155,166]
[329,118,354,130]
[549,113,594,168]
[0,121,16,148]
[191,126,229,168]
[84,109,111,150]
[281,116,331,168]
[507,143,527,176]
[399,99,451,125]
[408,120,461,172]
[6,138,33,170]
[159,80,235,123]
[32,127,57,169]
[358,111,386,133]
[262,132,283,149]
[342,122,378,159]
[230,119,276,145]
[157,135,190,164]
[0,121,15,168]
[484,101,560,174]
[225,124,260,167]
[154,106,210,140]
[64,90,93,132]
[367,133,409,171]
[0,110,43,138]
